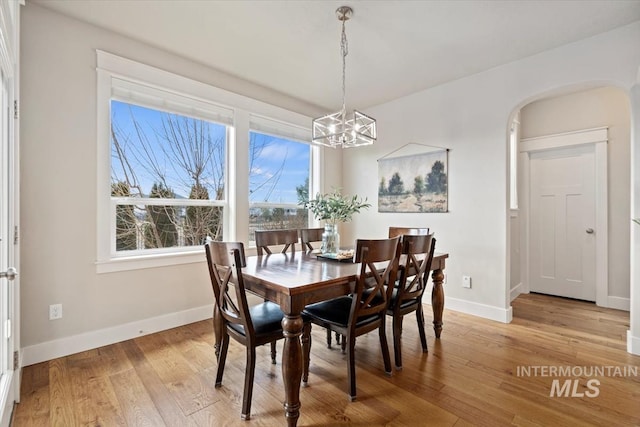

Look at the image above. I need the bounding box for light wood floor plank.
[109,368,166,426]
[119,339,197,427]
[48,358,77,426]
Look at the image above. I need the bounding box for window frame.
[96,51,315,273]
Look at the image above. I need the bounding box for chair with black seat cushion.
[387,234,436,370]
[300,227,342,348]
[303,237,400,401]
[388,226,430,238]
[255,229,299,255]
[299,227,324,251]
[205,241,310,420]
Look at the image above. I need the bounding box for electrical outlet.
[49,304,62,320]
[462,276,472,288]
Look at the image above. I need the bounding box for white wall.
[509,212,521,300]
[340,21,640,333]
[19,3,338,365]
[630,82,640,354]
[519,86,631,306]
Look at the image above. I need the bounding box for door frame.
[0,1,20,425]
[519,127,608,307]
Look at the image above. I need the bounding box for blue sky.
[249,131,309,204]
[111,100,309,203]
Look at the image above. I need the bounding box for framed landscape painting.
[378,149,448,213]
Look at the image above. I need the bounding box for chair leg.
[341,334,347,354]
[302,322,312,384]
[416,305,428,353]
[379,319,392,376]
[392,314,404,370]
[213,306,222,359]
[326,327,332,348]
[241,346,257,420]
[215,333,230,387]
[270,341,277,364]
[335,332,341,345]
[346,334,357,401]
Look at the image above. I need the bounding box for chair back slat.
[351,237,400,320]
[388,226,430,238]
[299,227,324,251]
[396,234,436,305]
[205,241,254,335]
[255,229,298,255]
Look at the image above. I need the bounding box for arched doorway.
[508,85,632,345]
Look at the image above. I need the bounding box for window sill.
[96,249,205,274]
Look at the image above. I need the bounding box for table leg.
[282,314,303,427]
[431,268,445,338]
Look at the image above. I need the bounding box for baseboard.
[510,282,523,302]
[21,304,213,366]
[627,330,640,355]
[606,296,630,311]
[445,297,513,323]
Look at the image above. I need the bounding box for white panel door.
[529,145,596,301]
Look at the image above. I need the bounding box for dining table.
[237,249,449,426]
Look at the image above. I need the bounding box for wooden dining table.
[239,250,449,426]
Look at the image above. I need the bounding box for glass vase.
[321,223,340,255]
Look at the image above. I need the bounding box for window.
[111,100,227,254]
[248,128,310,245]
[96,51,315,272]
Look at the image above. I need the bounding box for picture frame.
[378,148,448,213]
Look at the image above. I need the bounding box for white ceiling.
[30,0,640,112]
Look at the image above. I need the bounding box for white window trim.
[96,51,314,273]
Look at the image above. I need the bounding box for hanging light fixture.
[312,6,377,148]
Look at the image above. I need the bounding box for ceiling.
[30,0,640,112]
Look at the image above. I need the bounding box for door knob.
[586,228,594,234]
[0,267,17,280]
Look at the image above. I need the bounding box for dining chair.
[300,226,344,348]
[388,226,430,238]
[255,229,299,255]
[387,233,436,370]
[205,241,310,420]
[299,227,324,251]
[303,236,400,401]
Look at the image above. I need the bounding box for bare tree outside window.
[111,101,225,250]
[111,102,311,251]
[248,132,310,243]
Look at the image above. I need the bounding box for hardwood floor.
[13,293,640,426]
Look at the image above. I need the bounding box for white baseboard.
[606,296,630,311]
[510,283,523,302]
[21,304,213,366]
[445,297,513,323]
[627,330,640,355]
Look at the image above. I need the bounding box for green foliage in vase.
[299,189,370,225]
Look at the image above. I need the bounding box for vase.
[321,223,340,255]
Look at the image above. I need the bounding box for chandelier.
[312,6,377,148]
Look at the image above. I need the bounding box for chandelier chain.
[341,18,348,114]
